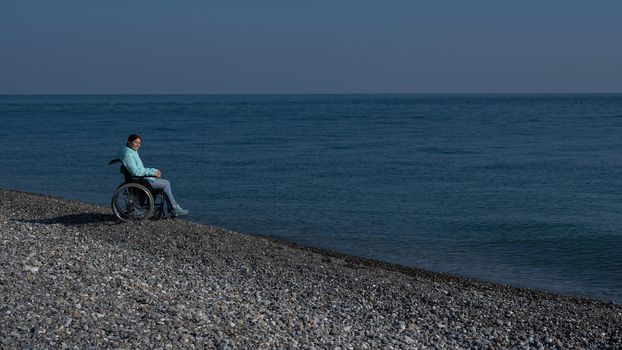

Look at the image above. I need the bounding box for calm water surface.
[1,94,621,303]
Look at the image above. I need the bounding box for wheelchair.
[109,159,175,221]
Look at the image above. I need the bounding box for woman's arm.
[120,148,158,177]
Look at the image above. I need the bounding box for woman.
[119,134,188,216]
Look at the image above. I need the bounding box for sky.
[1,1,621,94]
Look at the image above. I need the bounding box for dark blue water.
[1,94,621,303]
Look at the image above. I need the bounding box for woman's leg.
[149,179,178,208]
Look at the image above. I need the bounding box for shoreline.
[264,235,617,306]
[5,188,612,304]
[1,188,620,348]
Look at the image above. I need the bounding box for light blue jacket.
[119,146,158,182]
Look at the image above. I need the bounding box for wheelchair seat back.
[120,165,134,183]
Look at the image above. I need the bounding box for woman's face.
[129,138,141,151]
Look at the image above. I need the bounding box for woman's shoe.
[173,205,188,216]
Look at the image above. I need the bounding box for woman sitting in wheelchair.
[120,134,188,216]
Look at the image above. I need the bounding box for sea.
[1,94,621,303]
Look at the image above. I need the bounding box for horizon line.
[2,92,622,96]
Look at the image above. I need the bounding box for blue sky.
[1,1,621,94]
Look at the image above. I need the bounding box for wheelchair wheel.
[111,183,155,221]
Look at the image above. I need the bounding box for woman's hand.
[155,170,162,178]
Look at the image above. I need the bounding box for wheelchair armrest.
[131,176,156,180]
[117,162,156,182]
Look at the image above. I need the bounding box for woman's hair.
[127,134,141,144]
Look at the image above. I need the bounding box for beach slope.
[0,189,620,349]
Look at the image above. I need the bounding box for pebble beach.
[1,188,620,349]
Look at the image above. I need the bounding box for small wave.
[418,147,478,155]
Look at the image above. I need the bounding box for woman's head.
[127,134,142,150]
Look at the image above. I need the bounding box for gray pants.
[149,179,178,208]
